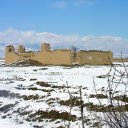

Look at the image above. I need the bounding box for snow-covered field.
[0,60,127,128]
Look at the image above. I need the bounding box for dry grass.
[27,110,76,122]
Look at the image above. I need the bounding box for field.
[0,60,127,128]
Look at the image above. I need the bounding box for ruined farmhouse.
[5,43,113,65]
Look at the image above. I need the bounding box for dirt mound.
[8,59,43,66]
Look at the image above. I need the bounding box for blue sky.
[0,0,128,57]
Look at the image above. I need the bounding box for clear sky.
[0,0,128,57]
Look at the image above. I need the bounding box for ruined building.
[5,43,113,65]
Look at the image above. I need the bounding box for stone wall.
[76,50,112,65]
[5,43,113,65]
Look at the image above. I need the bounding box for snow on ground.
[0,117,32,128]
[0,62,127,128]
[0,59,4,66]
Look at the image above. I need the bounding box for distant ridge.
[0,57,4,60]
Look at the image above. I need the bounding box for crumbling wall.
[5,49,72,66]
[5,43,113,65]
[16,52,38,64]
[17,45,25,53]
